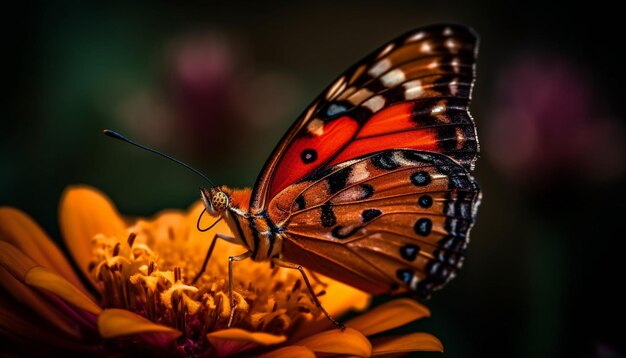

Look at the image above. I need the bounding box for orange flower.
[0,185,442,356]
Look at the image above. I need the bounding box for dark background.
[3,1,625,357]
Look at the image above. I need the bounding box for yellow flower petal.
[295,327,372,357]
[0,295,86,350]
[372,332,444,355]
[59,185,126,281]
[346,298,430,336]
[0,207,85,290]
[98,308,182,340]
[206,328,286,346]
[319,279,370,317]
[0,267,80,337]
[0,242,81,336]
[207,328,287,357]
[25,266,102,315]
[0,241,37,280]
[258,345,315,358]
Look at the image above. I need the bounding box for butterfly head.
[200,187,230,215]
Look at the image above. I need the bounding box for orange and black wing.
[268,150,480,298]
[251,24,479,209]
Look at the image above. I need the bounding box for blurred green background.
[3,1,625,357]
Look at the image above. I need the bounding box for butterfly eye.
[211,191,229,212]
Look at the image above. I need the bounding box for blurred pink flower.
[115,30,303,158]
[171,32,237,146]
[487,53,625,185]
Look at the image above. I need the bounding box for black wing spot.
[331,225,361,239]
[410,171,432,186]
[320,202,336,228]
[371,151,400,170]
[301,149,318,164]
[418,195,433,208]
[396,269,414,285]
[327,167,352,194]
[359,184,374,199]
[414,218,432,236]
[400,244,420,262]
[361,209,382,222]
[294,195,306,210]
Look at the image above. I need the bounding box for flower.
[0,185,442,356]
[486,52,625,186]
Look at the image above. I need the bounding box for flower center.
[88,214,323,352]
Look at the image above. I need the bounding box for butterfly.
[195,23,482,327]
[107,23,481,329]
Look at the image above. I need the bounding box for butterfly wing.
[252,24,479,209]
[268,150,480,298]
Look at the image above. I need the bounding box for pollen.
[89,207,324,351]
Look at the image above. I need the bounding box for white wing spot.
[456,127,466,150]
[443,27,453,36]
[451,58,461,73]
[410,274,420,290]
[335,187,361,202]
[368,58,392,77]
[420,42,432,53]
[381,69,406,87]
[378,43,395,58]
[349,161,370,184]
[307,118,325,137]
[348,87,374,105]
[449,78,459,95]
[403,79,424,99]
[445,38,459,53]
[337,86,357,101]
[431,103,446,115]
[393,151,416,166]
[362,95,385,112]
[326,76,346,100]
[407,31,426,42]
[427,61,438,69]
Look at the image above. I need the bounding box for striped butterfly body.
[199,24,481,326]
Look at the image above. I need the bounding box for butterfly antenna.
[103,129,217,189]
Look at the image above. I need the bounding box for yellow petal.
[206,328,286,345]
[0,241,37,280]
[0,295,86,350]
[258,346,315,358]
[0,267,80,337]
[346,298,430,336]
[295,327,372,357]
[319,278,370,317]
[372,332,444,355]
[207,328,287,357]
[25,266,102,315]
[98,308,181,339]
[59,185,126,281]
[0,207,85,290]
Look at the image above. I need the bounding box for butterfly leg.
[191,233,238,284]
[307,269,328,288]
[227,251,253,327]
[273,258,345,330]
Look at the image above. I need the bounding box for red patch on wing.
[357,103,414,137]
[329,103,439,165]
[329,130,439,166]
[269,116,359,198]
